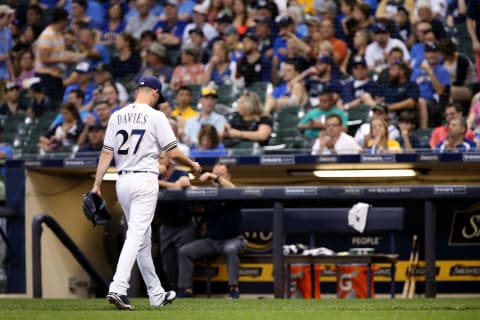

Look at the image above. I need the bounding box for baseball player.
[91,76,202,310]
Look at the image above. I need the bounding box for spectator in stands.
[156,150,196,291]
[99,81,122,113]
[365,22,409,74]
[222,25,243,63]
[393,6,412,44]
[0,81,27,117]
[62,62,95,105]
[207,12,233,50]
[264,59,307,114]
[233,0,254,36]
[184,87,227,145]
[172,86,198,124]
[153,0,188,52]
[273,15,298,63]
[354,103,400,147]
[202,40,234,86]
[413,0,448,40]
[189,124,227,157]
[170,44,205,90]
[25,4,45,39]
[396,110,422,152]
[51,88,92,128]
[431,103,474,148]
[12,23,36,56]
[26,80,50,118]
[319,18,348,66]
[111,32,141,81]
[187,28,211,64]
[235,32,272,87]
[436,116,476,152]
[376,0,414,21]
[34,8,79,103]
[409,22,436,69]
[125,0,158,39]
[135,42,174,84]
[178,163,245,299]
[311,113,361,155]
[376,47,406,84]
[253,16,275,59]
[467,0,480,81]
[77,26,110,69]
[298,15,321,61]
[340,56,377,111]
[183,5,218,45]
[92,64,129,105]
[347,29,371,71]
[222,91,273,148]
[13,49,35,89]
[100,2,126,46]
[378,61,419,125]
[76,121,105,154]
[363,117,402,154]
[410,42,451,128]
[293,55,343,107]
[298,87,348,146]
[69,0,101,30]
[38,102,84,152]
[205,0,223,25]
[352,2,373,31]
[439,38,477,103]
[139,30,156,68]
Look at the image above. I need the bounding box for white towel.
[348,202,370,233]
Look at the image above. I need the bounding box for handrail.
[32,214,108,297]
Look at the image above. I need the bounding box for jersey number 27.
[116,129,145,155]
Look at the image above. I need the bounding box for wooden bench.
[203,207,404,298]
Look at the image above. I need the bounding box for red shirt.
[429,125,475,148]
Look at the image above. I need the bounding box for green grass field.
[1,298,479,320]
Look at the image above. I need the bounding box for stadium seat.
[414,128,433,150]
[346,104,371,136]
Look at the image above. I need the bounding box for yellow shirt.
[367,139,403,153]
[172,106,199,121]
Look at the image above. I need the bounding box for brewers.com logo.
[449,203,480,246]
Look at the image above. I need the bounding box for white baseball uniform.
[103,102,177,306]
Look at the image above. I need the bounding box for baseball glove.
[82,192,111,226]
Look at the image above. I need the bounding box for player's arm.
[91,149,114,195]
[165,146,202,176]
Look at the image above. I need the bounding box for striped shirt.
[34,26,65,78]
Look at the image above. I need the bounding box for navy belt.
[118,170,157,175]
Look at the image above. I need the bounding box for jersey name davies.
[117,113,149,125]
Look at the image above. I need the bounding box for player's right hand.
[191,161,202,177]
[91,185,101,196]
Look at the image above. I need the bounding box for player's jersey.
[103,103,177,173]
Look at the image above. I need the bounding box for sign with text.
[449,203,480,246]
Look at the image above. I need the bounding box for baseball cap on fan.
[136,76,166,103]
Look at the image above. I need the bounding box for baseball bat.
[408,238,420,299]
[402,234,417,298]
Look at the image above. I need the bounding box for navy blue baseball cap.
[136,76,166,103]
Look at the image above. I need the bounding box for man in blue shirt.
[0,5,14,103]
[410,42,450,128]
[378,61,419,126]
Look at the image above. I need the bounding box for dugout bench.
[203,207,404,298]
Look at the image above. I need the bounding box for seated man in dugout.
[177,163,246,299]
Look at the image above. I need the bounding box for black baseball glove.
[82,192,111,226]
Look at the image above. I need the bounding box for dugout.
[3,153,480,297]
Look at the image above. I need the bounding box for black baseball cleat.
[158,290,176,306]
[107,292,134,310]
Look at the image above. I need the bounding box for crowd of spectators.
[0,0,478,156]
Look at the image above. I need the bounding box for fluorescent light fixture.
[313,169,417,178]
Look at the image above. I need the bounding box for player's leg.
[107,177,134,310]
[109,175,156,296]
